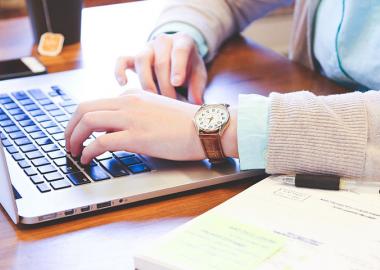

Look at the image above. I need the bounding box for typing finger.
[69,111,127,157]
[135,44,158,93]
[65,98,122,152]
[80,131,130,164]
[153,35,176,99]
[115,56,135,85]
[171,34,194,87]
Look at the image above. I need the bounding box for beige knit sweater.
[154,0,380,179]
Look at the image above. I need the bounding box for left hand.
[64,91,207,164]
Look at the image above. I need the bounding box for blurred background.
[0,0,293,55]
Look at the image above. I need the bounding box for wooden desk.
[0,2,346,270]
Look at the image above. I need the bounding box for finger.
[170,34,194,87]
[188,52,207,105]
[69,111,127,157]
[80,131,130,164]
[115,56,135,85]
[153,35,176,99]
[65,98,123,152]
[134,44,158,93]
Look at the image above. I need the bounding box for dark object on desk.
[26,0,83,45]
[0,57,47,81]
[295,174,340,190]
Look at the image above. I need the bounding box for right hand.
[115,33,207,104]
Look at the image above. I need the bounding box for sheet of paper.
[145,214,285,270]
[135,177,380,270]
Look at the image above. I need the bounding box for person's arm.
[266,90,380,179]
[152,0,293,62]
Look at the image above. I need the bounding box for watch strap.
[199,132,226,163]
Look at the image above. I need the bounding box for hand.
[115,33,207,104]
[65,91,238,164]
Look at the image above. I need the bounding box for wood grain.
[0,2,346,270]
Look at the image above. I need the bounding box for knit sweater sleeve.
[266,90,380,180]
[152,0,293,61]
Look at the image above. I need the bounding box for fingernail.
[171,74,181,86]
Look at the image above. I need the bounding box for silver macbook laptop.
[0,69,263,224]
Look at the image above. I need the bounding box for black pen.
[279,174,380,193]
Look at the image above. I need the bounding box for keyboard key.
[51,85,65,95]
[0,119,14,127]
[28,89,47,100]
[64,105,77,114]
[24,125,41,133]
[44,104,59,111]
[19,98,34,106]
[128,163,150,174]
[8,108,24,116]
[19,119,35,127]
[67,172,91,185]
[49,109,65,117]
[32,157,50,167]
[95,152,113,161]
[60,121,69,128]
[30,109,44,117]
[55,114,70,122]
[18,160,31,168]
[37,183,51,193]
[2,139,12,147]
[9,131,25,140]
[59,162,80,174]
[46,126,63,135]
[50,179,71,190]
[38,99,53,106]
[25,150,44,160]
[119,156,142,166]
[14,137,31,146]
[52,132,64,141]
[43,171,64,182]
[24,167,38,176]
[7,145,18,154]
[4,103,19,110]
[0,114,9,121]
[4,125,20,133]
[85,165,110,181]
[0,97,13,104]
[14,114,30,121]
[37,164,57,174]
[41,120,57,128]
[48,91,58,97]
[0,132,6,140]
[57,139,66,147]
[35,137,53,146]
[59,100,77,107]
[12,91,28,100]
[12,153,24,161]
[48,150,66,159]
[100,158,129,177]
[54,156,70,166]
[35,114,50,122]
[113,151,134,159]
[24,104,39,111]
[20,144,37,153]
[30,131,47,139]
[30,175,44,184]
[41,144,59,153]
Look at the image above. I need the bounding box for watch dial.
[195,105,229,132]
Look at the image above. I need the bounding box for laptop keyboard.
[0,86,150,193]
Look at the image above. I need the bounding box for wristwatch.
[194,104,230,163]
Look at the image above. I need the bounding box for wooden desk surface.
[0,2,347,270]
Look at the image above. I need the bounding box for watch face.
[195,104,229,132]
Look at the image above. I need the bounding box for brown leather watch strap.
[199,132,226,163]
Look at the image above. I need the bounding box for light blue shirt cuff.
[150,22,209,59]
[237,94,269,170]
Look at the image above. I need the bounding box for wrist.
[222,108,238,158]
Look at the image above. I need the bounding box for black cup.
[26,0,83,45]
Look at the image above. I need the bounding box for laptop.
[0,69,263,224]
